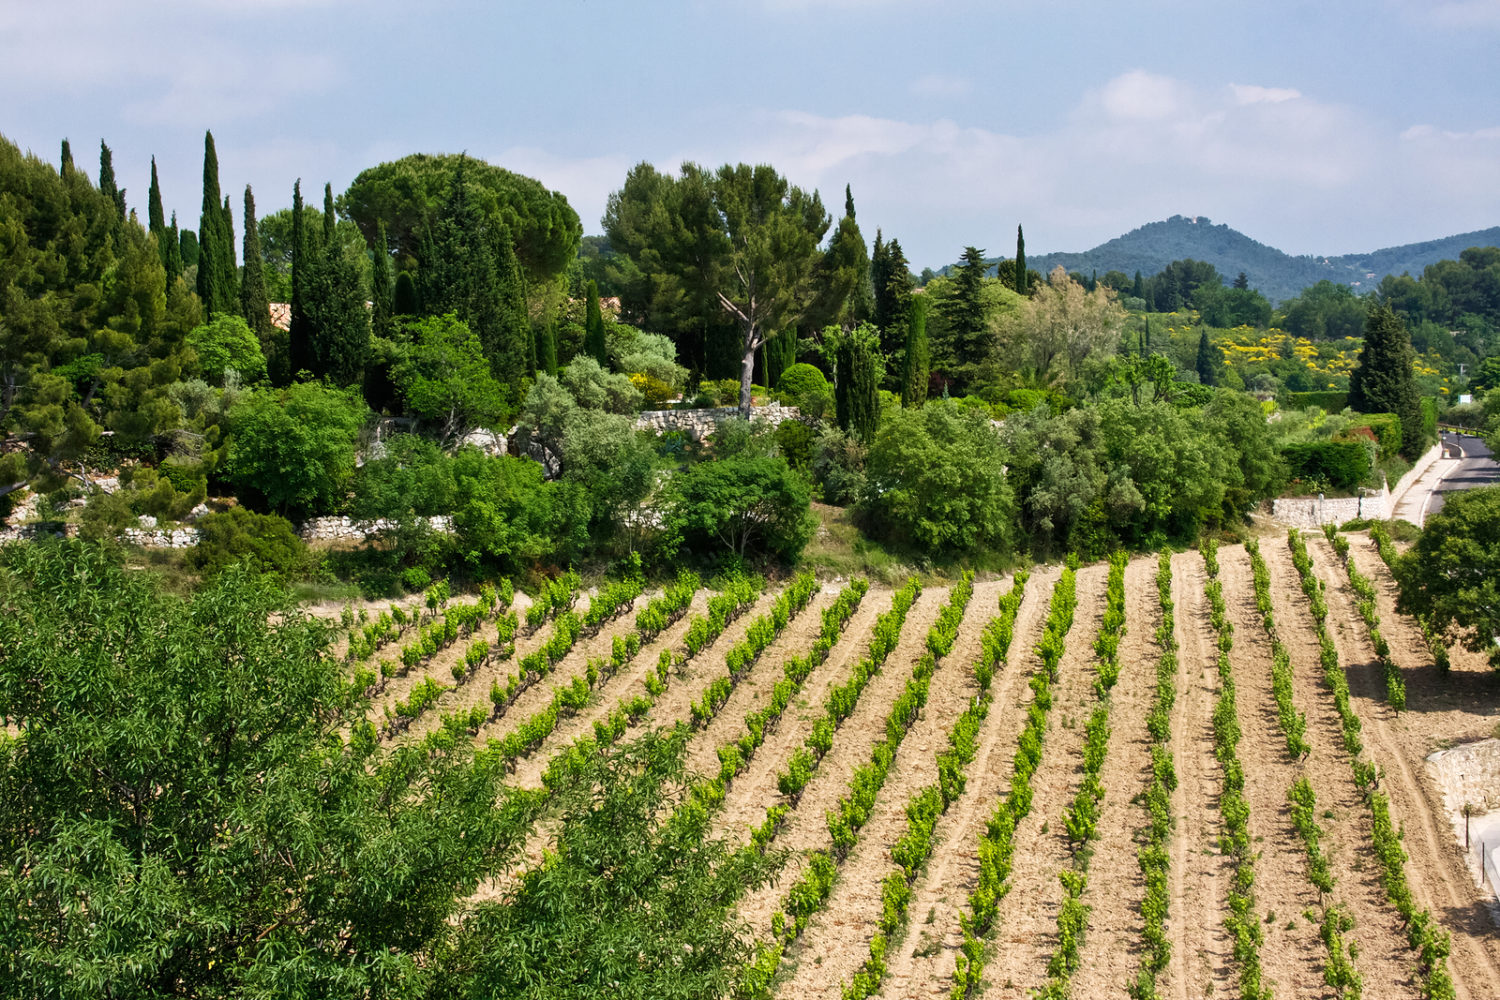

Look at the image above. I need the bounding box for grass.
[798,502,1018,583]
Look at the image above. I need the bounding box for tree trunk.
[738,332,756,419]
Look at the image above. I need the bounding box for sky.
[3,0,1499,272]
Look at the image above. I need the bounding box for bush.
[186,314,267,386]
[189,508,306,578]
[1286,390,1349,412]
[1280,440,1372,492]
[666,454,815,564]
[775,420,814,474]
[861,401,1014,554]
[224,383,368,517]
[777,363,834,418]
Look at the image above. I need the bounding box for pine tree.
[585,279,608,365]
[240,185,275,380]
[1349,305,1423,458]
[1015,224,1027,295]
[941,245,988,394]
[1233,271,1249,290]
[901,294,930,408]
[873,237,911,355]
[835,325,880,442]
[370,220,394,340]
[1195,327,1217,386]
[59,138,74,178]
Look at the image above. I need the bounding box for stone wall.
[298,515,453,543]
[634,402,802,442]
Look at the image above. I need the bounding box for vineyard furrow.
[734,585,948,940]
[499,586,712,785]
[880,564,1062,999]
[1262,539,1420,998]
[1305,536,1500,1000]
[712,592,893,845]
[683,585,838,783]
[1217,544,1329,996]
[976,560,1111,999]
[1068,555,1163,997]
[369,593,528,722]
[775,579,1005,999]
[1167,550,1234,1000]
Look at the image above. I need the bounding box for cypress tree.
[1015,224,1027,295]
[288,180,314,378]
[1143,316,1151,355]
[240,185,275,379]
[371,220,395,340]
[197,131,237,315]
[765,328,796,388]
[393,270,419,315]
[322,182,336,249]
[1195,327,1217,386]
[835,326,880,442]
[1132,269,1145,301]
[164,211,183,283]
[298,181,369,385]
[1349,305,1423,458]
[97,140,125,218]
[902,294,930,408]
[147,157,178,281]
[180,228,199,269]
[874,237,911,355]
[60,138,74,178]
[870,229,889,327]
[539,316,559,376]
[584,279,608,365]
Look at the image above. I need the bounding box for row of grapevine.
[378,593,516,735]
[1324,526,1406,710]
[1286,530,1455,1000]
[1246,538,1361,995]
[1366,522,1449,672]
[690,572,820,729]
[837,572,1032,1000]
[737,574,932,998]
[1131,552,1177,1000]
[579,577,644,635]
[1034,552,1128,1000]
[1246,539,1311,759]
[524,569,581,632]
[950,563,1079,1000]
[1203,539,1272,1000]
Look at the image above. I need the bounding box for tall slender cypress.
[167,212,184,280]
[98,140,125,218]
[1349,305,1423,457]
[1196,327,1217,386]
[371,221,394,340]
[322,182,336,249]
[902,295,930,408]
[584,279,608,365]
[60,139,74,178]
[147,157,178,281]
[1015,224,1027,295]
[835,326,880,442]
[240,185,275,379]
[539,316,559,376]
[288,180,314,378]
[197,131,237,315]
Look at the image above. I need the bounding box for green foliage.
[862,400,1013,553]
[392,313,509,441]
[584,279,607,365]
[0,541,539,999]
[224,381,367,516]
[1349,306,1425,458]
[450,449,586,571]
[186,313,267,386]
[1396,486,1500,662]
[1281,440,1372,492]
[1286,391,1350,411]
[834,322,882,442]
[196,131,238,316]
[188,507,306,578]
[667,453,815,563]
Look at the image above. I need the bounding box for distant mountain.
[970,215,1500,305]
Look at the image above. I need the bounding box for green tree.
[147,155,179,281]
[297,184,370,386]
[288,180,313,376]
[872,234,912,355]
[392,313,509,443]
[1348,305,1423,458]
[434,730,783,1000]
[808,184,871,330]
[902,294,931,407]
[834,322,881,442]
[667,452,815,562]
[239,185,278,376]
[940,245,990,393]
[862,400,1014,553]
[196,130,237,315]
[225,382,368,516]
[584,278,608,364]
[1015,224,1027,294]
[539,317,559,376]
[1396,486,1500,666]
[58,137,73,177]
[370,220,394,341]
[96,139,125,223]
[186,313,267,385]
[1196,327,1218,386]
[0,540,538,999]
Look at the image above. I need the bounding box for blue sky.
[4,0,1499,271]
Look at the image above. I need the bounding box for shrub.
[666,454,815,563]
[189,508,306,578]
[1280,440,1372,492]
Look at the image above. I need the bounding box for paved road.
[1428,432,1500,515]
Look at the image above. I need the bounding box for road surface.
[1428,432,1500,516]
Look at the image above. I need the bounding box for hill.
[973,215,1500,304]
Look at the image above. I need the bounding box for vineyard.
[354,533,1500,1000]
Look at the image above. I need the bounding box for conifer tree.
[370,221,395,340]
[393,271,419,316]
[810,184,871,331]
[147,157,179,282]
[1015,224,1027,295]
[240,185,276,379]
[164,211,183,283]
[1349,305,1423,457]
[873,236,911,355]
[1195,326,1217,386]
[288,180,314,377]
[585,279,608,365]
[1132,269,1145,301]
[539,317,559,376]
[835,324,880,442]
[322,183,337,249]
[59,138,73,178]
[297,182,369,385]
[197,131,237,315]
[940,245,989,394]
[97,140,125,218]
[902,294,930,408]
[766,328,796,387]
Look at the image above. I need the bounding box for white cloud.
[1094,70,1193,122]
[1230,83,1302,105]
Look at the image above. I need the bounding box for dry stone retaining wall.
[634,402,802,442]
